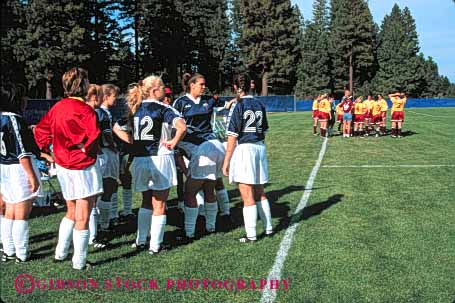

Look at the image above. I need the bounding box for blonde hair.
[62,67,89,98]
[102,83,120,97]
[126,75,163,115]
[86,84,103,101]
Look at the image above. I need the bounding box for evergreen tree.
[329,0,376,95]
[237,0,301,95]
[295,0,331,99]
[8,0,91,97]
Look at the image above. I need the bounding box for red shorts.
[312,110,319,119]
[318,112,329,121]
[337,114,343,122]
[372,114,382,124]
[354,114,365,123]
[364,111,372,119]
[391,111,404,122]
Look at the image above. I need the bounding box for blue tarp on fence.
[23,96,455,125]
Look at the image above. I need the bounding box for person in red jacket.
[34,67,102,270]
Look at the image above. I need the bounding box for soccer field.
[1,108,454,303]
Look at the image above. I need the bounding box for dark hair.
[181,73,204,93]
[102,83,120,97]
[233,73,251,94]
[62,67,89,98]
[0,83,27,113]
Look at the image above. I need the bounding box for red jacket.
[34,97,100,170]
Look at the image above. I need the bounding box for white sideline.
[406,110,451,118]
[260,138,328,303]
[322,164,455,168]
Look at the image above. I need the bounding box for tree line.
[1,0,454,99]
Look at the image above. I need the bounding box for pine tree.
[237,0,301,95]
[295,0,331,99]
[329,0,376,95]
[8,0,91,97]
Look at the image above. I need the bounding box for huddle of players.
[0,67,273,270]
[312,91,407,138]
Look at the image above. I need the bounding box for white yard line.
[406,110,452,118]
[260,138,328,303]
[322,164,455,168]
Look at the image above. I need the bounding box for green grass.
[1,108,454,303]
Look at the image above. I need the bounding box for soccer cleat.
[148,244,170,255]
[91,239,108,249]
[15,252,32,263]
[73,261,95,271]
[175,234,194,245]
[239,235,257,243]
[131,242,147,251]
[2,253,16,262]
[53,256,69,263]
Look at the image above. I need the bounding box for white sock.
[257,199,273,234]
[12,220,29,261]
[196,192,205,216]
[243,205,258,240]
[149,215,166,252]
[110,192,118,220]
[98,198,111,230]
[88,207,99,244]
[184,206,198,238]
[72,229,89,270]
[136,208,152,245]
[122,189,133,215]
[216,189,230,215]
[1,217,14,256]
[55,217,75,260]
[205,202,218,232]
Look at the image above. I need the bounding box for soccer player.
[222,72,273,242]
[173,73,226,241]
[318,94,331,138]
[377,94,388,136]
[363,95,374,136]
[340,96,353,138]
[1,83,42,263]
[115,75,186,254]
[353,96,366,137]
[312,96,320,136]
[389,92,407,138]
[34,67,102,270]
[335,101,344,134]
[371,97,383,137]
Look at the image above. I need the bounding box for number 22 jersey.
[226,96,269,144]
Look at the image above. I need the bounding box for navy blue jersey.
[113,117,134,156]
[1,112,39,165]
[96,106,113,148]
[173,94,225,145]
[226,96,269,144]
[131,100,182,157]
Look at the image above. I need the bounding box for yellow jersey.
[336,103,343,115]
[378,98,388,112]
[312,100,319,111]
[390,96,406,112]
[371,101,382,116]
[354,102,367,115]
[318,98,331,113]
[364,99,374,112]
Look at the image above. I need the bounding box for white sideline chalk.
[322,164,455,168]
[260,138,328,303]
[406,110,452,118]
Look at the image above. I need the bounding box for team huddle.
[0,68,273,270]
[312,90,407,138]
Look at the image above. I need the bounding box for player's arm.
[223,103,241,177]
[223,135,237,177]
[113,119,133,144]
[163,118,187,150]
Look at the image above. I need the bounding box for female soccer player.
[34,68,102,270]
[389,92,407,138]
[318,94,331,138]
[222,73,273,242]
[364,95,374,136]
[312,95,320,136]
[335,101,344,134]
[173,73,226,241]
[1,83,42,263]
[377,94,388,136]
[353,96,366,137]
[340,96,353,138]
[115,75,186,253]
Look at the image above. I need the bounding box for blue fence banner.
[23,97,455,125]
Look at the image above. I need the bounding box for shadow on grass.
[274,194,344,234]
[29,205,66,219]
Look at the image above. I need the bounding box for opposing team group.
[0,67,273,270]
[312,90,407,138]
